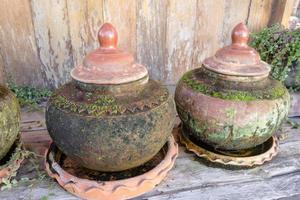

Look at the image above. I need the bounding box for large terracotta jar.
[46,23,176,172]
[0,85,20,160]
[175,23,290,151]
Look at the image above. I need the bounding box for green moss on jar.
[52,95,123,116]
[49,80,170,117]
[180,69,288,101]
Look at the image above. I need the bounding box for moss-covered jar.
[45,23,176,172]
[0,85,20,160]
[175,23,290,151]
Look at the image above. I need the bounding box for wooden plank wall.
[0,0,295,89]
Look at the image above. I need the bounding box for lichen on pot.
[46,23,176,172]
[175,23,290,151]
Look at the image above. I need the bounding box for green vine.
[8,83,52,107]
[250,24,300,91]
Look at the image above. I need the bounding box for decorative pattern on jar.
[46,23,177,172]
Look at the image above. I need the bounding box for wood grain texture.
[247,0,273,32]
[165,0,197,85]
[0,0,46,87]
[0,1,295,88]
[67,0,103,66]
[220,0,251,46]
[280,0,295,27]
[146,173,300,200]
[103,0,137,57]
[269,0,296,28]
[0,51,6,84]
[31,0,74,88]
[136,0,167,81]
[292,0,300,15]
[191,0,251,74]
[141,124,300,199]
[192,0,225,69]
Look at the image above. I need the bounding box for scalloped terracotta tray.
[45,135,178,200]
[178,126,278,167]
[0,137,24,183]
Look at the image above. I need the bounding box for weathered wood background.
[0,0,296,89]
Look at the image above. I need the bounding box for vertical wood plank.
[86,1,104,48]
[67,0,103,66]
[67,0,88,67]
[269,0,295,28]
[220,0,251,46]
[0,52,6,84]
[247,0,273,32]
[292,0,299,15]
[136,0,167,81]
[0,0,46,87]
[0,0,294,89]
[280,0,295,27]
[103,0,136,57]
[192,0,225,68]
[165,0,197,85]
[31,0,74,88]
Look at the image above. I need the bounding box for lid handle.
[231,23,249,47]
[98,23,118,49]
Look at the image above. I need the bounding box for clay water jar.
[0,85,20,160]
[175,23,290,151]
[46,23,176,172]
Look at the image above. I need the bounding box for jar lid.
[203,23,270,78]
[71,23,148,85]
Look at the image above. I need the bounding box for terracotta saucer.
[178,125,278,167]
[45,135,178,200]
[0,136,24,183]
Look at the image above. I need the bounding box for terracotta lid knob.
[98,23,118,49]
[231,23,249,47]
[71,23,148,85]
[202,22,270,79]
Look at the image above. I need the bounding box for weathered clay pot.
[0,85,20,160]
[46,23,176,172]
[175,23,290,151]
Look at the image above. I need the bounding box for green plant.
[8,83,52,107]
[250,24,300,91]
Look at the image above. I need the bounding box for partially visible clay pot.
[175,23,290,151]
[0,85,20,160]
